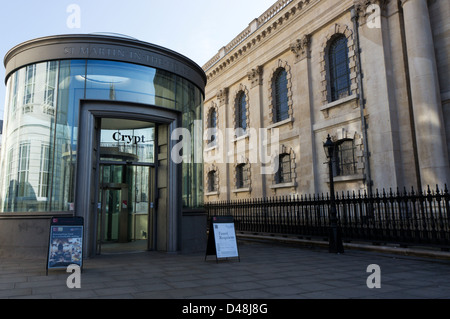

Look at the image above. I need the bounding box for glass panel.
[85,60,199,112]
[208,108,217,145]
[17,142,31,209]
[276,154,291,184]
[154,69,176,110]
[236,165,243,189]
[0,58,205,212]
[181,81,204,208]
[86,60,157,105]
[207,171,217,192]
[273,69,289,122]
[101,165,124,184]
[236,92,247,135]
[329,36,350,101]
[0,62,61,212]
[334,140,357,176]
[98,164,150,253]
[129,166,150,241]
[243,164,250,188]
[236,164,250,189]
[52,60,86,211]
[85,60,178,111]
[104,188,121,242]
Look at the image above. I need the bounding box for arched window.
[328,35,351,102]
[272,68,289,122]
[207,170,218,192]
[208,108,217,145]
[275,153,291,184]
[235,92,247,135]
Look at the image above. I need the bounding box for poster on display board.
[205,216,240,262]
[46,217,84,274]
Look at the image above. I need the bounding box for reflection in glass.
[86,60,157,105]
[0,59,204,212]
[98,164,150,249]
[54,60,86,211]
[0,61,60,212]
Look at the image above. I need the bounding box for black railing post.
[427,185,438,243]
[436,185,445,244]
[410,187,420,243]
[203,182,449,250]
[327,157,344,253]
[444,185,450,245]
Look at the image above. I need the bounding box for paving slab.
[0,240,449,313]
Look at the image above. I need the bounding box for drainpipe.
[351,7,373,196]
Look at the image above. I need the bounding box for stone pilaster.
[247,65,266,197]
[216,88,230,200]
[401,0,450,187]
[291,34,316,194]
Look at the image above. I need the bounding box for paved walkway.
[1,240,449,300]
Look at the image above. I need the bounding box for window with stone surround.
[270,144,297,189]
[319,24,357,107]
[207,107,217,146]
[207,170,218,192]
[275,153,292,184]
[333,139,357,177]
[235,90,248,136]
[328,35,351,102]
[272,67,289,123]
[235,163,250,189]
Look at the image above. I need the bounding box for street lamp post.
[323,134,344,253]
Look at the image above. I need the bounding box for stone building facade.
[202,0,450,201]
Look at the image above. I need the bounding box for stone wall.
[203,0,450,201]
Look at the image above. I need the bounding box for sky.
[0,0,277,118]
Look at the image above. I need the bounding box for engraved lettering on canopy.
[62,46,189,76]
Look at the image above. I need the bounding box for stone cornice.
[203,0,319,81]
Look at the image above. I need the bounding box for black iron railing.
[205,185,450,248]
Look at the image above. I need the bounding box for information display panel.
[205,216,240,262]
[47,217,84,274]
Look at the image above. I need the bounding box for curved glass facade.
[0,59,204,212]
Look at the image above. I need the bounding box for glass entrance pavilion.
[0,34,207,258]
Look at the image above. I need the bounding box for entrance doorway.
[77,101,180,257]
[96,119,156,255]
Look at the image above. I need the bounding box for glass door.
[97,164,128,254]
[128,165,153,246]
[97,164,154,254]
[99,187,122,240]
